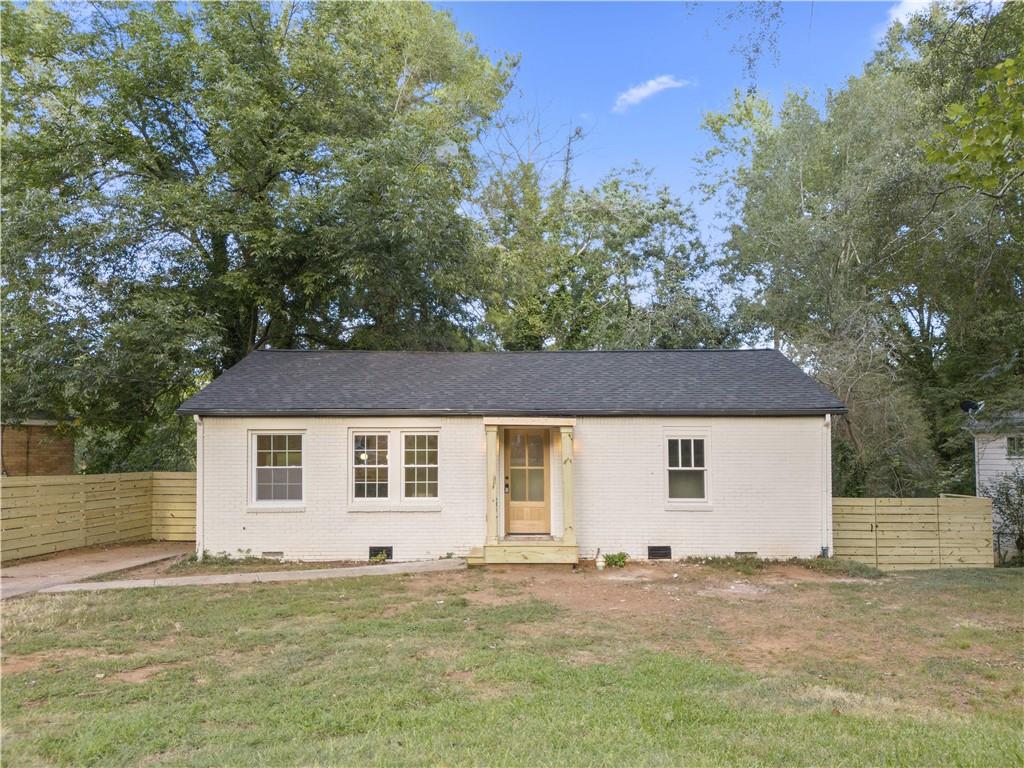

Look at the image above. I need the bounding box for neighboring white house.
[971,416,1024,557]
[177,349,846,565]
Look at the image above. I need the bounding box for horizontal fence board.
[1,472,196,563]
[833,496,993,571]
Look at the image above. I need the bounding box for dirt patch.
[108,663,182,684]
[2,648,106,675]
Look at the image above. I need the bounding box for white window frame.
[1008,435,1024,459]
[400,431,440,501]
[347,428,442,511]
[663,430,711,506]
[352,432,392,500]
[249,431,305,509]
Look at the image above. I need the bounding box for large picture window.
[354,434,389,498]
[667,437,706,500]
[253,434,303,502]
[403,434,438,498]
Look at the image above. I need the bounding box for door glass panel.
[527,434,544,466]
[510,433,526,465]
[509,468,526,501]
[528,468,544,501]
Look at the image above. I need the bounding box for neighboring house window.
[667,437,706,500]
[1008,436,1024,459]
[404,434,438,498]
[253,434,303,502]
[354,434,389,498]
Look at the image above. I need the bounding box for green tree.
[479,159,727,351]
[2,1,510,470]
[698,1,1023,495]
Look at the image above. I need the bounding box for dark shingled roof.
[178,349,846,417]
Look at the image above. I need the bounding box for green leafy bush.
[603,552,629,568]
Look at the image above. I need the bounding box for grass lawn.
[2,562,1021,766]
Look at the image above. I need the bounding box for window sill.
[247,505,305,514]
[665,502,712,511]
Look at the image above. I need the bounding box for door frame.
[502,427,551,535]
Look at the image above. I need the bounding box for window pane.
[287,435,301,451]
[272,451,287,467]
[426,449,437,465]
[528,468,544,501]
[527,435,544,466]
[693,439,705,468]
[669,470,704,499]
[510,433,526,465]
[426,435,437,451]
[427,467,437,482]
[679,440,692,468]
[257,451,271,467]
[509,468,526,501]
[405,481,416,497]
[272,434,286,451]
[257,483,272,501]
[286,484,302,501]
[668,439,679,468]
[257,435,271,451]
[286,468,302,485]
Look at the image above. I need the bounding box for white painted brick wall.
[197,415,829,561]
[574,416,828,560]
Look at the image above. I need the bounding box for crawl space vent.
[647,546,672,560]
[261,551,284,560]
[369,546,393,561]
[734,551,758,558]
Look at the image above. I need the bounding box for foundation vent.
[647,546,672,560]
[369,546,393,561]
[261,551,284,560]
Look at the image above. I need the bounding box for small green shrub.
[603,552,629,568]
[369,551,388,565]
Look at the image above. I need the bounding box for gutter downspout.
[822,414,832,558]
[194,415,204,559]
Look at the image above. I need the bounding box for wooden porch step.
[478,543,578,565]
[467,547,485,566]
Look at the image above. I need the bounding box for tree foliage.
[2,1,510,469]
[699,1,1023,495]
[478,160,729,351]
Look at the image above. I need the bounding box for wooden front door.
[504,429,550,535]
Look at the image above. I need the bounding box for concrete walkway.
[39,557,467,594]
[1,541,194,599]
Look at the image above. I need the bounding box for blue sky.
[438,1,922,236]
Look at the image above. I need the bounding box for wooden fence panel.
[1,472,196,563]
[832,496,992,570]
[151,472,197,541]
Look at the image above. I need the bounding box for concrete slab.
[39,557,467,593]
[1,541,194,599]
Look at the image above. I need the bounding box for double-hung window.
[353,434,390,498]
[352,431,440,502]
[667,437,707,500]
[1008,435,1024,459]
[253,433,303,502]
[403,434,438,498]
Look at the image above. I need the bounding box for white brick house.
[178,350,846,564]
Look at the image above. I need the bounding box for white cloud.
[874,0,929,40]
[613,75,690,114]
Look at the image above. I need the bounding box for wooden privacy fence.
[833,496,993,570]
[1,472,195,564]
